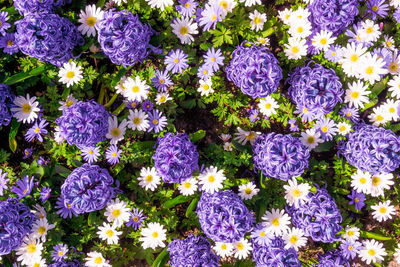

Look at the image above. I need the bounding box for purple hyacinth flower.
[203,47,224,72]
[23,147,34,159]
[11,175,34,199]
[316,249,349,266]
[367,0,389,20]
[340,240,362,260]
[0,33,19,55]
[105,145,121,165]
[126,207,147,230]
[0,169,9,196]
[165,49,189,74]
[25,119,48,142]
[50,243,68,262]
[0,12,11,36]
[81,146,100,164]
[151,69,173,92]
[148,109,167,133]
[40,186,51,203]
[141,100,153,112]
[347,190,366,211]
[176,0,199,17]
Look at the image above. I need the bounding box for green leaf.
[111,67,129,87]
[314,141,335,152]
[132,141,156,150]
[360,230,393,241]
[189,130,206,142]
[152,248,168,267]
[163,195,190,209]
[9,119,20,153]
[3,65,46,86]
[185,196,200,218]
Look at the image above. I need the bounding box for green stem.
[104,93,118,108]
[112,103,125,116]
[98,86,106,105]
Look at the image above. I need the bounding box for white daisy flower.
[300,129,323,150]
[357,53,388,84]
[31,218,55,242]
[106,116,127,144]
[238,0,261,7]
[344,81,370,109]
[145,0,174,11]
[198,78,214,96]
[15,237,43,266]
[284,37,308,60]
[115,76,128,96]
[171,17,198,44]
[359,239,387,264]
[394,246,400,263]
[249,10,267,32]
[178,177,198,196]
[382,99,400,121]
[262,208,291,237]
[283,227,307,251]
[340,43,367,77]
[78,4,104,37]
[97,222,122,245]
[58,62,83,88]
[337,122,352,135]
[213,242,234,258]
[360,19,381,42]
[370,173,394,197]
[288,19,312,38]
[54,126,65,144]
[371,200,396,222]
[258,96,279,117]
[33,204,47,220]
[256,37,269,46]
[368,106,389,126]
[388,75,400,98]
[127,109,150,131]
[278,8,292,25]
[11,94,40,124]
[114,0,127,5]
[139,222,167,250]
[104,198,131,227]
[343,226,360,242]
[283,177,311,208]
[289,7,310,22]
[238,182,259,200]
[85,251,111,267]
[311,30,336,52]
[198,166,226,194]
[233,238,252,260]
[155,92,172,105]
[351,169,372,195]
[58,94,78,111]
[383,35,395,50]
[122,76,149,102]
[29,258,47,267]
[234,127,260,145]
[390,0,400,7]
[138,167,161,191]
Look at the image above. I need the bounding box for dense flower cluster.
[287,62,343,119]
[338,124,400,174]
[153,133,199,183]
[60,164,117,215]
[0,83,15,126]
[252,236,301,267]
[226,43,282,98]
[316,249,350,267]
[97,10,154,67]
[0,198,36,255]
[307,0,359,36]
[48,260,82,267]
[13,0,72,15]
[253,133,310,181]
[286,185,342,243]
[168,235,219,267]
[15,12,83,66]
[196,190,254,243]
[56,100,109,148]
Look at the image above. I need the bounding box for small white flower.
[115,76,128,96]
[258,96,279,117]
[138,167,161,191]
[122,76,149,102]
[58,62,83,88]
[97,222,122,245]
[213,242,234,258]
[139,222,167,250]
[337,122,352,135]
[311,30,336,52]
[382,99,400,121]
[300,129,323,150]
[284,37,308,60]
[383,35,395,51]
[368,106,389,126]
[155,92,172,105]
[171,17,198,44]
[178,177,198,196]
[288,19,312,38]
[238,0,261,7]
[11,94,40,124]
[343,226,360,242]
[198,166,226,194]
[104,198,131,227]
[31,218,55,242]
[78,4,104,37]
[198,78,214,96]
[340,42,367,78]
[219,133,231,142]
[249,10,267,32]
[262,208,291,237]
[127,109,150,131]
[351,169,372,195]
[106,116,127,145]
[233,238,252,260]
[238,182,259,200]
[145,0,174,11]
[283,227,307,251]
[256,37,269,46]
[344,81,370,109]
[357,53,388,85]
[283,177,311,208]
[359,19,381,42]
[85,251,111,267]
[370,172,394,197]
[278,8,292,25]
[223,142,233,151]
[58,94,77,111]
[234,127,261,145]
[359,239,387,265]
[371,200,396,222]
[15,237,43,266]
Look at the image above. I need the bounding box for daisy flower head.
[256,36,270,46]
[258,95,279,117]
[290,6,310,21]
[105,145,122,165]
[106,116,127,144]
[148,109,168,133]
[213,242,234,258]
[340,240,362,260]
[142,100,153,112]
[311,30,336,52]
[122,76,150,102]
[357,53,388,84]
[288,18,312,39]
[383,35,395,50]
[176,0,198,17]
[233,238,252,260]
[360,19,381,42]
[211,0,236,16]
[25,118,48,142]
[341,42,367,77]
[199,3,223,31]
[367,0,389,20]
[145,0,174,11]
[78,4,104,37]
[249,10,267,32]
[325,45,343,63]
[351,169,372,195]
[58,61,83,88]
[203,47,224,72]
[382,99,400,121]
[178,177,198,196]
[85,251,111,267]
[344,80,370,109]
[198,166,226,194]
[165,49,189,74]
[262,208,291,237]
[127,207,147,230]
[283,177,311,208]
[138,167,161,191]
[104,198,131,227]
[15,236,43,266]
[359,239,387,264]
[386,50,400,75]
[370,172,394,197]
[171,17,198,44]
[238,182,259,200]
[371,200,396,222]
[97,222,122,245]
[343,226,360,242]
[223,142,233,151]
[300,128,323,150]
[337,122,352,136]
[368,106,389,126]
[115,76,128,95]
[11,94,40,124]
[284,37,308,60]
[139,222,167,250]
[278,8,292,24]
[250,224,274,246]
[152,69,173,92]
[58,94,78,111]
[31,217,55,242]
[11,175,34,199]
[198,78,214,96]
[81,146,101,164]
[348,190,366,211]
[0,11,11,36]
[127,109,149,131]
[0,33,19,55]
[234,127,260,145]
[155,92,172,105]
[197,64,214,80]
[50,243,68,262]
[283,227,307,251]
[315,117,338,141]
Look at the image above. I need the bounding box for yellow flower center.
[211,57,216,62]
[351,91,359,99]
[386,41,392,47]
[66,71,75,79]
[290,235,298,244]
[354,197,359,203]
[88,150,93,155]
[389,107,396,113]
[94,257,103,264]
[180,26,188,35]
[159,96,166,103]
[339,126,346,132]
[27,243,37,254]
[208,175,215,182]
[159,79,165,84]
[246,132,255,140]
[152,119,159,125]
[211,14,217,21]
[292,46,299,53]
[260,231,266,237]
[390,62,399,71]
[184,182,191,189]
[376,115,384,121]
[220,0,228,9]
[320,38,327,45]
[23,188,29,195]
[7,40,13,46]
[174,58,179,64]
[145,175,153,182]
[152,232,158,238]
[359,177,366,184]
[348,245,354,250]
[184,2,190,8]
[372,5,379,12]
[38,226,46,235]
[203,69,208,75]
[66,100,74,107]
[332,52,336,56]
[33,264,39,267]
[111,128,120,137]
[58,251,64,257]
[133,117,141,125]
[307,136,315,144]
[368,249,376,256]
[366,27,374,34]
[133,216,139,222]
[112,209,121,217]
[254,17,262,24]
[244,188,252,194]
[346,112,351,117]
[365,66,374,75]
[34,127,41,133]
[379,207,387,214]
[347,230,354,236]
[372,176,381,186]
[86,16,97,27]
[106,229,114,237]
[112,152,117,157]
[236,243,244,250]
[321,126,328,133]
[292,188,302,198]
[265,103,272,109]
[271,218,280,226]
[132,86,140,93]
[350,54,359,62]
[297,27,303,33]
[202,84,210,90]
[22,103,32,113]
[221,244,227,250]
[259,38,266,44]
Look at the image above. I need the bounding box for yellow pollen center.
[355,197,359,203]
[265,103,272,109]
[290,235,298,244]
[372,176,381,186]
[245,188,252,194]
[34,127,40,133]
[348,245,354,250]
[22,104,32,113]
[379,207,387,214]
[133,216,139,222]
[133,117,141,125]
[332,52,336,56]
[38,226,46,235]
[372,5,379,12]
[292,188,302,197]
[152,119,159,125]
[66,100,74,107]
[220,0,228,9]
[67,203,71,209]
[58,251,64,257]
[254,17,262,24]
[246,132,255,140]
[208,175,215,182]
[180,26,188,35]
[321,126,328,133]
[320,38,327,45]
[387,41,392,47]
[366,66,374,75]
[112,152,117,157]
[203,70,208,75]
[221,244,227,250]
[236,243,244,250]
[292,46,299,53]
[112,209,121,217]
[159,79,165,84]
[339,126,346,132]
[260,231,266,237]
[211,14,217,21]
[112,128,120,136]
[7,40,13,46]
[350,54,359,62]
[271,218,280,226]
[260,38,266,44]
[359,177,367,184]
[390,63,399,71]
[368,249,376,256]
[27,243,37,254]
[152,232,158,238]
[86,16,97,27]
[307,136,315,144]
[66,71,75,79]
[366,27,374,34]
[347,230,354,236]
[202,84,210,90]
[185,2,190,8]
[88,150,93,155]
[23,188,29,195]
[297,27,303,33]
[351,91,359,99]
[159,96,166,102]
[346,112,351,117]
[376,115,384,121]
[106,229,114,237]
[145,175,153,182]
[389,107,396,113]
[211,57,216,62]
[33,264,39,267]
[94,257,103,264]
[132,86,140,93]
[174,58,179,64]
[184,182,191,189]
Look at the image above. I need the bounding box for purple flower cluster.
[48,260,82,267]
[226,43,282,98]
[253,133,310,181]
[0,198,36,255]
[60,164,117,215]
[252,235,301,267]
[56,100,109,148]
[286,185,342,243]
[307,0,359,36]
[338,124,400,174]
[13,0,71,16]
[316,249,350,267]
[168,235,219,267]
[196,190,254,243]
[153,133,199,183]
[288,62,343,119]
[97,10,154,67]
[15,12,83,66]
[0,83,15,127]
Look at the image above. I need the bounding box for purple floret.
[0,84,15,127]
